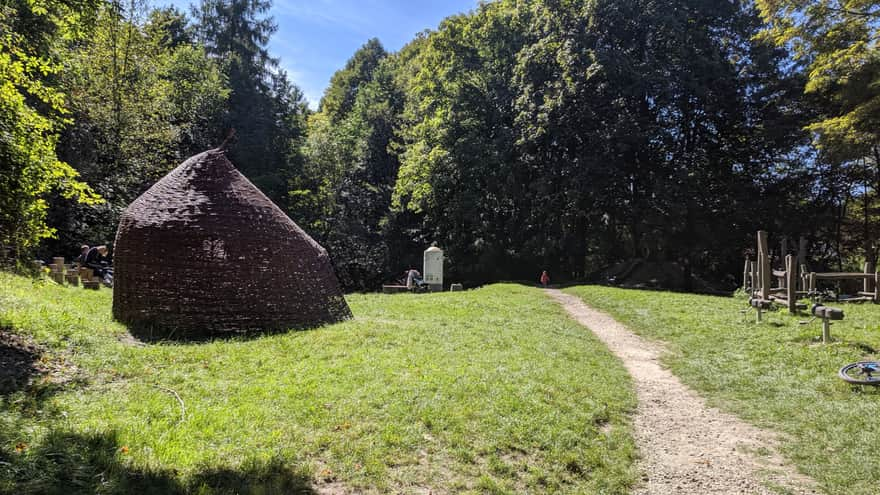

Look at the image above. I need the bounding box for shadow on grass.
[0,328,47,395]
[123,321,324,345]
[1,429,317,494]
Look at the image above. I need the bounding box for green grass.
[565,285,880,495]
[0,273,636,494]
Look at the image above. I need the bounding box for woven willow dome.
[112,149,351,338]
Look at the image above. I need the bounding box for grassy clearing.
[0,273,636,494]
[565,285,880,495]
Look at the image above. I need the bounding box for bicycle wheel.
[839,361,880,385]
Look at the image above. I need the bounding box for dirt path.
[546,289,819,495]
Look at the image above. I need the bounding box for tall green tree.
[0,0,101,259]
[45,1,229,255]
[298,39,406,289]
[757,0,880,264]
[193,0,308,204]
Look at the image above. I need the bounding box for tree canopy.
[2,0,878,290]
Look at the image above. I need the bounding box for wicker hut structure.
[112,148,351,338]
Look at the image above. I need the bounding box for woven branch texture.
[112,149,351,337]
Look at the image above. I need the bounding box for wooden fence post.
[743,258,750,290]
[786,255,797,313]
[864,262,875,294]
[750,261,757,294]
[798,237,808,291]
[875,271,879,303]
[758,231,771,300]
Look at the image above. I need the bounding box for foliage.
[390,0,808,285]
[0,0,101,258]
[40,1,230,256]
[193,0,309,205]
[298,39,408,289]
[0,272,637,493]
[757,0,880,264]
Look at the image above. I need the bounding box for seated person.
[75,245,89,266]
[406,268,425,290]
[83,245,110,279]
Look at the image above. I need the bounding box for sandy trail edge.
[546,289,819,495]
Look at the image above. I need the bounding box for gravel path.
[547,289,819,495]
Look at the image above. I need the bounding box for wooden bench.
[382,284,409,294]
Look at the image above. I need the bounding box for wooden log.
[65,274,79,287]
[786,254,797,313]
[52,257,65,267]
[813,272,875,280]
[838,296,874,303]
[758,231,771,300]
[82,280,100,290]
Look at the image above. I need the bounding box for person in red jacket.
[540,270,550,288]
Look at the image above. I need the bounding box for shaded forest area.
[2,0,879,291]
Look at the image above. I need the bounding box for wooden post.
[798,237,807,290]
[743,258,750,290]
[875,271,879,303]
[786,255,797,313]
[864,262,875,294]
[822,318,831,343]
[781,238,788,259]
[750,261,757,295]
[758,231,771,300]
[808,272,816,292]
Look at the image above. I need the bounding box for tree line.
[2,0,879,290]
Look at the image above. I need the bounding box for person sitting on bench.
[406,268,425,290]
[84,245,110,280]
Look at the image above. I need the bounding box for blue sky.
[153,0,480,107]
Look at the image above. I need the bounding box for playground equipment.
[797,290,845,343]
[743,231,878,310]
[747,296,772,322]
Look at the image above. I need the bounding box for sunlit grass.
[0,273,636,494]
[565,285,880,495]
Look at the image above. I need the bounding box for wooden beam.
[786,254,797,313]
[758,231,770,300]
[813,272,875,280]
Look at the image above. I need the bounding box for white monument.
[423,246,444,292]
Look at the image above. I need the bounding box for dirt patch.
[0,328,75,394]
[0,328,49,394]
[547,290,818,495]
